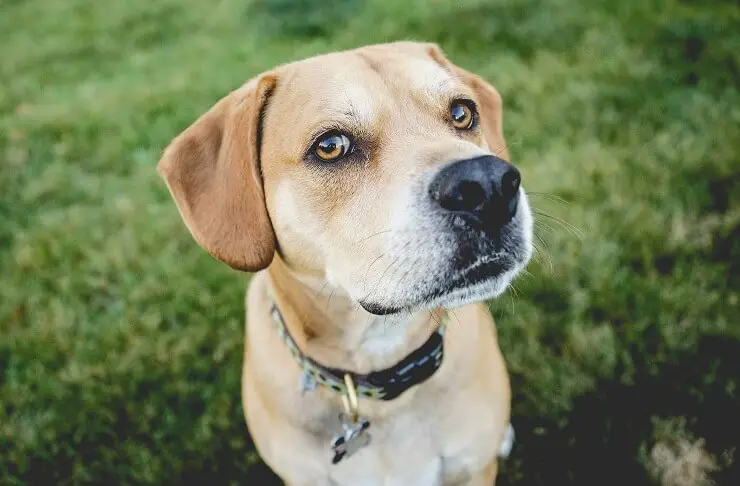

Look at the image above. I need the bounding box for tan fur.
[158,42,528,485]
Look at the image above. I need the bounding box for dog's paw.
[497,423,515,459]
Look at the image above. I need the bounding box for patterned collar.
[270,304,448,401]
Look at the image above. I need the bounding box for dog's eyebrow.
[433,75,459,96]
[341,108,359,118]
[305,107,368,145]
[338,85,376,126]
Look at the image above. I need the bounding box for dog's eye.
[313,131,352,162]
[450,100,476,130]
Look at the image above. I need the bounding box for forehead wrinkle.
[337,80,378,126]
[401,58,456,96]
[434,76,462,97]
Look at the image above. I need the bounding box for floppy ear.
[157,74,277,272]
[427,44,509,160]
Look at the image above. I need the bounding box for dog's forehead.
[273,49,458,114]
[261,47,468,165]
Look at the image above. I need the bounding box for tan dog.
[157,42,533,485]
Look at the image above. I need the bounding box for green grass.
[1,0,739,484]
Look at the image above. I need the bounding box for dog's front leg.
[447,458,499,486]
[473,459,498,486]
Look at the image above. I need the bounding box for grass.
[1,0,738,484]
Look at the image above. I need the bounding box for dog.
[157,41,533,485]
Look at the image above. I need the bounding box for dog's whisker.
[325,286,338,314]
[363,241,412,302]
[450,309,461,327]
[534,225,553,247]
[362,253,386,293]
[386,264,414,310]
[355,229,393,244]
[492,133,531,159]
[533,210,581,236]
[363,258,399,302]
[533,231,555,273]
[520,268,536,281]
[526,191,571,206]
[533,209,584,240]
[314,279,332,299]
[534,219,557,234]
[425,311,436,333]
[532,224,554,254]
[530,239,549,268]
[511,283,525,319]
[509,283,520,299]
[507,286,519,317]
[429,309,441,327]
[369,261,399,302]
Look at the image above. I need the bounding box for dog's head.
[158,42,533,315]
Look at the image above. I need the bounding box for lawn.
[1,0,739,485]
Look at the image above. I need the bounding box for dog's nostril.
[440,180,486,212]
[460,180,487,210]
[501,170,521,200]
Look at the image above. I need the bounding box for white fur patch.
[498,423,515,458]
[360,316,410,357]
[340,82,376,126]
[404,58,457,100]
[273,179,301,231]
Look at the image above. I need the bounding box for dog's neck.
[266,255,443,374]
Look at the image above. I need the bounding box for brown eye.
[450,101,475,130]
[314,132,352,162]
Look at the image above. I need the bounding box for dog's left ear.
[427,44,509,160]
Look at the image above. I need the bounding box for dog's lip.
[358,258,511,316]
[434,258,508,297]
[358,300,404,316]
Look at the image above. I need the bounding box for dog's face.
[158,42,533,315]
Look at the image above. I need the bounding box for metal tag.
[330,414,372,465]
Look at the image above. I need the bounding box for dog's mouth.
[358,300,405,316]
[358,257,512,316]
[430,258,509,299]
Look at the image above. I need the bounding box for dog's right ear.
[157,74,277,272]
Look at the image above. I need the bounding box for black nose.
[429,155,521,228]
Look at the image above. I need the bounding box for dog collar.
[270,304,447,401]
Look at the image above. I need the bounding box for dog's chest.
[315,409,501,486]
[330,452,443,486]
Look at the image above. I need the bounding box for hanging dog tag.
[330,373,371,464]
[330,414,371,464]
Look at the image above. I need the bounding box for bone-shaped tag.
[330,415,371,465]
